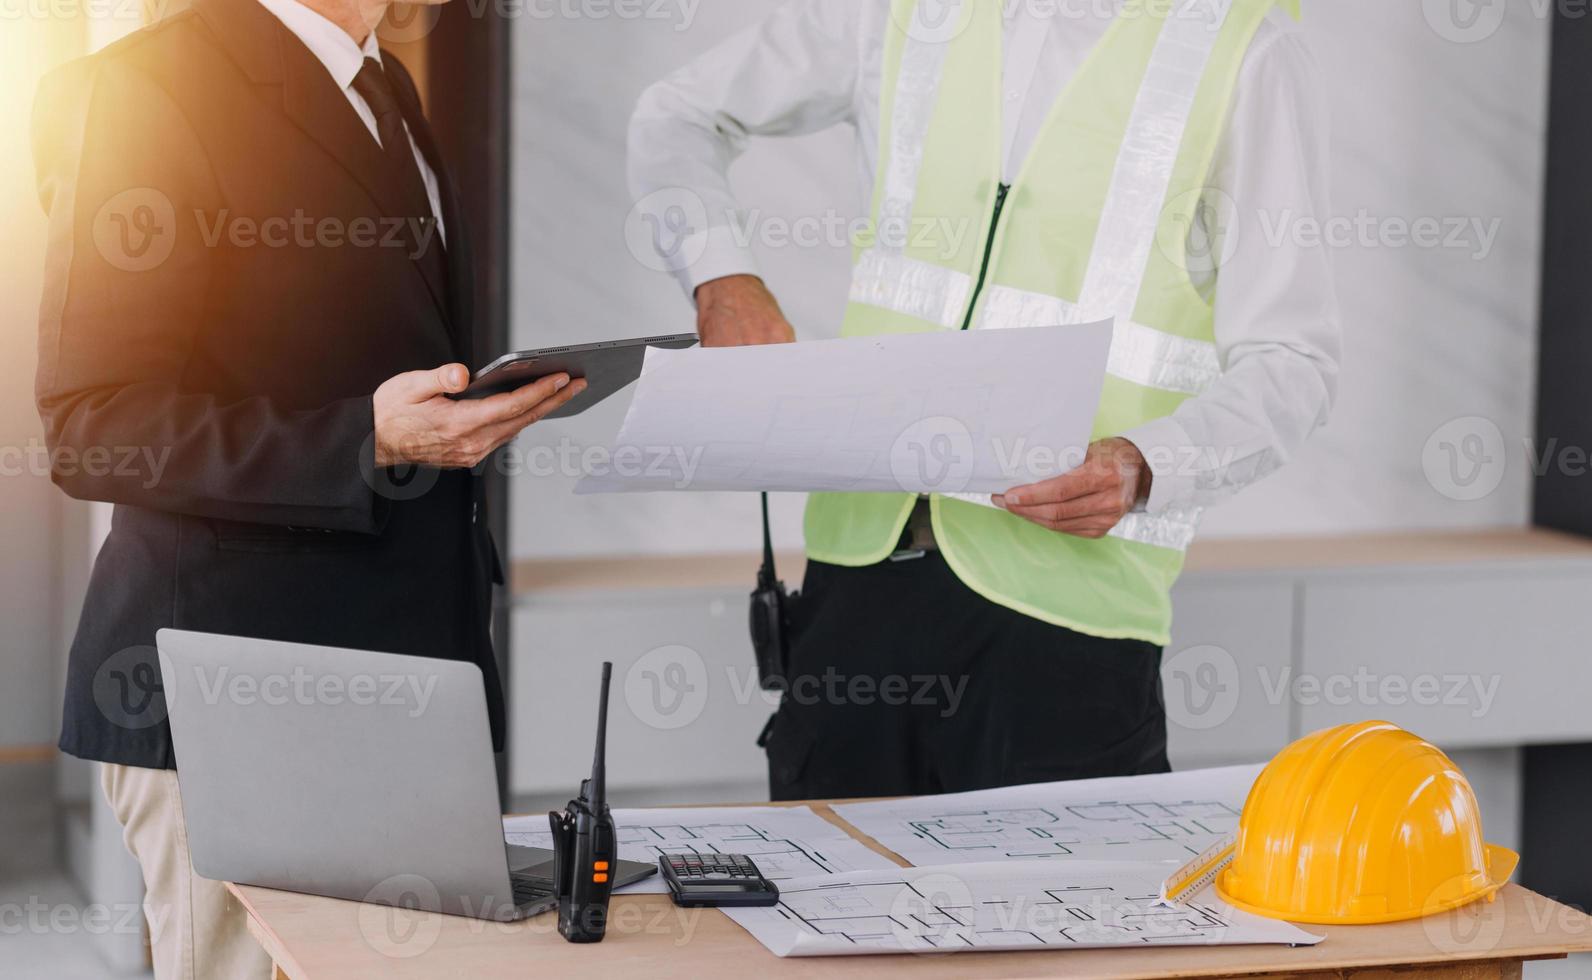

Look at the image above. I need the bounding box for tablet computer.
[457,333,698,419]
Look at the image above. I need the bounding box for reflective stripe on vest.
[851,0,1231,411]
[1076,0,1235,321]
[849,250,971,330]
[975,285,1221,395]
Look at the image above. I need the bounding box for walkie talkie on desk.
[548,662,618,943]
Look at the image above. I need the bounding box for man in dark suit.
[32,0,578,974]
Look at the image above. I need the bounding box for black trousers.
[764,553,1170,801]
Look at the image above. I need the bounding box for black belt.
[890,497,938,561]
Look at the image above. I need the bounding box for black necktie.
[350,58,449,307]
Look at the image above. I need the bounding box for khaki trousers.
[100,763,274,980]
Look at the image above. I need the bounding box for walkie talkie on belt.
[749,492,798,691]
[549,662,617,943]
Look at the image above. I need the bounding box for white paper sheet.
[502,805,898,894]
[574,322,1113,495]
[831,765,1262,868]
[723,860,1320,957]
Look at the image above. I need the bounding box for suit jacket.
[33,0,505,769]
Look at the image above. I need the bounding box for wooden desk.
[230,802,1592,980]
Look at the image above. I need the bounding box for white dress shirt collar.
[250,0,447,244]
[254,0,382,89]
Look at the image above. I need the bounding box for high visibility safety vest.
[805,0,1297,646]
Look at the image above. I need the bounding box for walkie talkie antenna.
[552,661,621,943]
[588,661,611,811]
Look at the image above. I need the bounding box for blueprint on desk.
[502,805,899,894]
[723,860,1320,957]
[831,765,1263,867]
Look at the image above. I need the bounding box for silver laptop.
[155,629,654,920]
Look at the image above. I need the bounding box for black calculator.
[658,853,780,908]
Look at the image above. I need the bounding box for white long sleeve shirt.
[628,0,1341,515]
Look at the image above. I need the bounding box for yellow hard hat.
[1215,720,1518,925]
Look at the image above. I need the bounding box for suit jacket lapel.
[193,0,452,327]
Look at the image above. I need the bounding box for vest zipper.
[960,181,1011,331]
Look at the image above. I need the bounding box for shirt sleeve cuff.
[1121,416,1197,516]
[670,225,763,303]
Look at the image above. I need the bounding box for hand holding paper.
[994,435,1151,536]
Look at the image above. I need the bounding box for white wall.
[1201,0,1549,537]
[511,1,862,559]
[511,0,1552,559]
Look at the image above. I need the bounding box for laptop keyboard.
[510,873,556,907]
